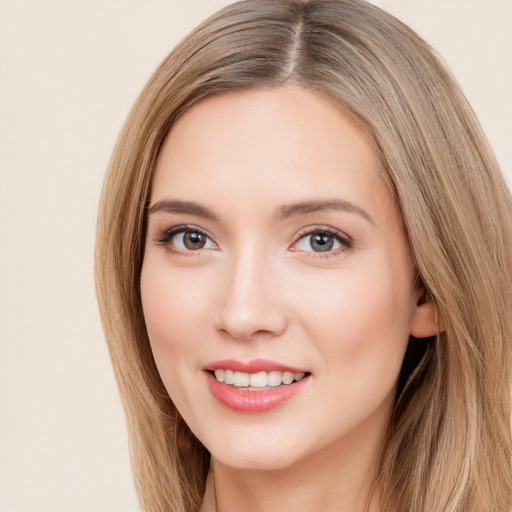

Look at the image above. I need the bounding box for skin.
[141,86,436,512]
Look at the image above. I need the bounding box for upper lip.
[205,358,308,374]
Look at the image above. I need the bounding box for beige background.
[0,1,510,511]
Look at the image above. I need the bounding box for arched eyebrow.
[275,199,374,225]
[147,199,218,220]
[147,198,373,225]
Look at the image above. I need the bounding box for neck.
[201,420,384,512]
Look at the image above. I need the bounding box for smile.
[213,369,306,390]
[205,359,311,413]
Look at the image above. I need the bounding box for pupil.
[312,234,333,252]
[184,231,206,249]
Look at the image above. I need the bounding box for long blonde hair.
[95,1,512,510]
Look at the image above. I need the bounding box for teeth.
[213,370,307,389]
[224,369,235,385]
[233,372,250,387]
[282,372,294,385]
[249,371,267,387]
[267,371,282,387]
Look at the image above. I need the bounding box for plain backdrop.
[0,1,510,511]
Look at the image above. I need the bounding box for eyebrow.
[147,199,218,220]
[147,198,373,224]
[275,199,374,224]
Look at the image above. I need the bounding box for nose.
[214,245,288,341]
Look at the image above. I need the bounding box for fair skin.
[141,86,437,512]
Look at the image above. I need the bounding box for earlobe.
[409,288,441,338]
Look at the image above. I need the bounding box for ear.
[409,285,441,338]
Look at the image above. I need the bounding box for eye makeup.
[153,224,217,255]
[151,222,355,262]
[291,225,354,256]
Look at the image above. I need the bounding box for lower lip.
[206,372,309,413]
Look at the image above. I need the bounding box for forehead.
[151,85,396,226]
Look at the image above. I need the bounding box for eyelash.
[154,224,215,255]
[153,224,353,259]
[292,226,353,259]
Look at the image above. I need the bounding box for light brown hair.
[95,1,512,510]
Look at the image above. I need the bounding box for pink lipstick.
[205,359,310,413]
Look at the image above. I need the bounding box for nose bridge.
[215,240,286,340]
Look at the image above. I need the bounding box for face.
[141,86,429,472]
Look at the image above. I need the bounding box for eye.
[174,230,214,250]
[293,228,352,254]
[155,226,215,252]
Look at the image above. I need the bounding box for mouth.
[204,359,311,413]
[209,369,309,390]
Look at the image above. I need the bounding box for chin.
[205,428,305,472]
[214,449,299,472]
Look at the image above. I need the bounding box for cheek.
[140,261,217,417]
[141,262,208,345]
[291,264,414,370]
[139,261,213,394]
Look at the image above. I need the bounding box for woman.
[95,1,512,511]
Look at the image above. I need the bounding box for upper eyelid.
[290,226,354,254]
[296,226,342,235]
[293,225,352,242]
[154,224,216,245]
